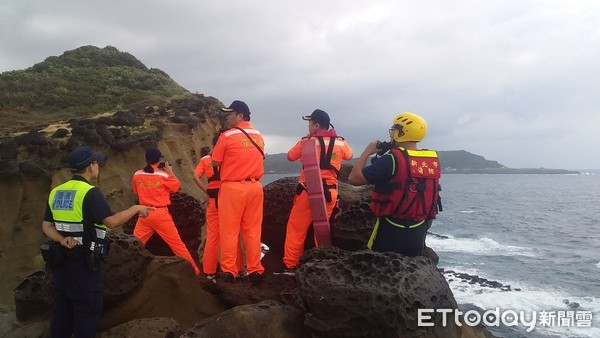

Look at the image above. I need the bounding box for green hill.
[264,150,504,174]
[437,150,504,171]
[0,45,191,131]
[264,150,579,174]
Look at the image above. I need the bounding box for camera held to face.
[158,162,166,169]
[377,141,392,153]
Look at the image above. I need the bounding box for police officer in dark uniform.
[41,146,152,338]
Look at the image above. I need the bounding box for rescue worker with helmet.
[132,148,200,275]
[348,112,442,256]
[282,109,353,273]
[211,100,265,283]
[41,146,152,337]
[193,136,244,282]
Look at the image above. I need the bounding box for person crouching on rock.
[348,112,442,258]
[132,148,200,275]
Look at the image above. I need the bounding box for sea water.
[432,171,600,337]
[263,172,600,337]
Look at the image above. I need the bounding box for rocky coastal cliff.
[0,45,498,337]
[6,179,495,338]
[0,96,222,309]
[0,104,496,336]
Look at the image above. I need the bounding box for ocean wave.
[428,235,538,257]
[597,262,600,269]
[444,268,600,338]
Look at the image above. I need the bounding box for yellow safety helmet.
[391,112,427,143]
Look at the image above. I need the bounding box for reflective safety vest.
[370,147,442,221]
[48,179,108,255]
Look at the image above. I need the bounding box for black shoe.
[218,272,235,283]
[247,271,263,284]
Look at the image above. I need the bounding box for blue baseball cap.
[302,109,330,125]
[68,146,106,171]
[221,100,251,116]
[145,148,163,164]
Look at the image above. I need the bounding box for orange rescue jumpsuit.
[211,121,265,277]
[132,165,200,274]
[194,155,244,275]
[283,131,353,269]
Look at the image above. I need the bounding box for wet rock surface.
[440,269,522,292]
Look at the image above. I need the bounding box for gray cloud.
[2,0,600,169]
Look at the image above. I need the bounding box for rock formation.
[1,97,495,336]
[0,95,222,308]
[4,175,498,337]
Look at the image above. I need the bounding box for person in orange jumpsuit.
[211,100,265,283]
[283,109,353,273]
[193,141,244,281]
[132,148,200,275]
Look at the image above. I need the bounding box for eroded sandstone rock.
[182,300,309,338]
[99,317,182,338]
[103,232,154,308]
[297,247,460,338]
[123,192,204,259]
[14,232,154,321]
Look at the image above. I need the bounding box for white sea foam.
[428,235,538,257]
[596,262,600,269]
[444,268,600,337]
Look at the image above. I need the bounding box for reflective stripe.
[407,149,438,158]
[49,180,109,252]
[133,170,170,178]
[313,140,347,147]
[368,217,425,250]
[223,128,261,137]
[95,228,106,239]
[384,217,425,229]
[367,217,380,249]
[55,222,84,232]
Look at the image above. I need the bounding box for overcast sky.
[2,1,600,169]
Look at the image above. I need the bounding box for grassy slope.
[0,45,191,131]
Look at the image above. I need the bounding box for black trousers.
[369,217,429,257]
[51,259,103,338]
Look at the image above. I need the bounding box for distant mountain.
[264,153,302,174]
[0,45,191,131]
[437,150,503,170]
[264,150,578,174]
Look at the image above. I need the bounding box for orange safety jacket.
[194,155,221,188]
[212,121,265,182]
[288,128,353,186]
[132,165,180,206]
